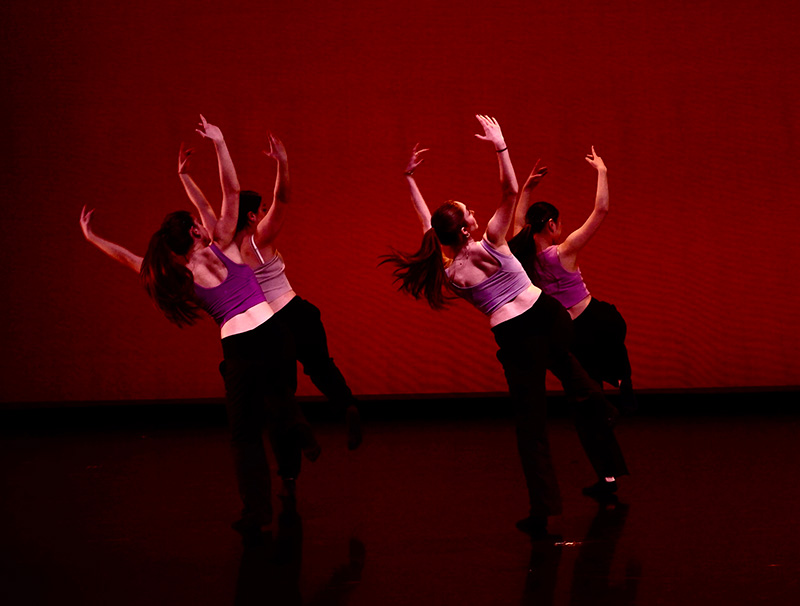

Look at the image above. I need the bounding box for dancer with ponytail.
[81,116,316,543]
[178,132,362,451]
[383,116,627,538]
[509,149,637,415]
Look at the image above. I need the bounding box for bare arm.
[80,206,143,273]
[511,159,548,237]
[178,143,218,234]
[476,115,519,247]
[404,143,432,233]
[196,115,240,247]
[558,146,609,263]
[254,132,291,248]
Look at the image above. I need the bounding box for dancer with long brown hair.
[383,116,627,538]
[178,131,362,452]
[81,116,315,543]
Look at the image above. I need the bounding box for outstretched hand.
[585,146,606,171]
[262,132,287,163]
[196,114,224,143]
[79,205,95,239]
[405,142,429,175]
[474,115,506,148]
[178,142,194,174]
[524,159,548,189]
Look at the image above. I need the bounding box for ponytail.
[509,201,560,283]
[381,228,453,310]
[140,211,202,327]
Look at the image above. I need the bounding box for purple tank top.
[448,239,532,315]
[534,245,590,309]
[193,244,267,326]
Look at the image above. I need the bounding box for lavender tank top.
[448,239,532,315]
[193,244,267,326]
[249,235,294,303]
[534,245,590,309]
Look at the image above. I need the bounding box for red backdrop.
[2,0,798,403]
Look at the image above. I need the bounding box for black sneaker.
[516,516,561,542]
[582,480,618,503]
[231,517,271,546]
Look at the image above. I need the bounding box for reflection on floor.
[2,398,800,605]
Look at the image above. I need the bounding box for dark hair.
[525,201,559,233]
[140,210,202,327]
[508,201,560,264]
[236,190,263,233]
[381,201,468,309]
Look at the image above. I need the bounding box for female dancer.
[383,116,627,537]
[509,149,636,412]
[81,117,314,542]
[178,132,362,450]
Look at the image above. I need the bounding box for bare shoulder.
[216,240,243,264]
[555,243,579,272]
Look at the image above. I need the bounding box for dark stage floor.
[2,398,800,605]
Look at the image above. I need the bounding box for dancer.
[81,116,315,542]
[178,132,362,450]
[383,116,627,538]
[509,148,636,413]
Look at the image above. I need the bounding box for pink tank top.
[249,235,294,303]
[534,245,590,309]
[448,239,532,315]
[193,244,267,326]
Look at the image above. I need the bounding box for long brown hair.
[381,201,468,309]
[140,210,203,327]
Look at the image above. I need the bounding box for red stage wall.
[2,0,798,403]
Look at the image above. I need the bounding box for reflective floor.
[3,405,800,605]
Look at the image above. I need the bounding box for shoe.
[231,516,271,546]
[296,424,321,462]
[346,405,363,450]
[516,516,562,542]
[278,478,297,511]
[582,480,618,503]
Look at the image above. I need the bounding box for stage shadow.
[234,507,365,606]
[569,501,640,605]
[522,501,640,605]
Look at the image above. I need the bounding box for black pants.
[572,298,633,388]
[220,318,302,526]
[492,293,629,517]
[275,296,357,411]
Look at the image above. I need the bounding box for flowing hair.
[381,201,468,310]
[508,201,560,279]
[140,210,203,327]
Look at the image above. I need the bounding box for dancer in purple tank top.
[178,131,362,454]
[509,148,635,502]
[509,148,637,411]
[80,116,317,544]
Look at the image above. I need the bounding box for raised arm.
[558,146,609,262]
[511,159,548,237]
[196,115,240,247]
[253,132,291,248]
[178,142,218,234]
[476,115,519,247]
[404,143,432,233]
[80,206,143,273]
